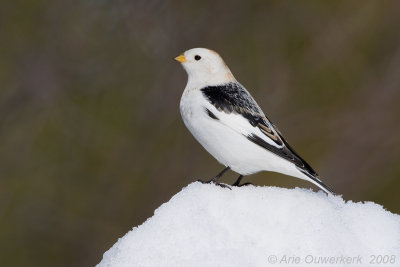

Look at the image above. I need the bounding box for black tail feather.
[297,168,335,195]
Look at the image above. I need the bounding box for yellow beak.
[174,54,186,63]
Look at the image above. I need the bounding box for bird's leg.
[198,166,231,189]
[232,175,252,187]
[208,166,230,183]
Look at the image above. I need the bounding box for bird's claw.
[215,183,232,190]
[197,179,211,184]
[232,182,253,187]
[197,179,232,190]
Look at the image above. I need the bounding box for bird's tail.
[297,168,335,195]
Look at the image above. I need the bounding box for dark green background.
[1,1,399,266]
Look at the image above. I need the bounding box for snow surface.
[97,183,400,267]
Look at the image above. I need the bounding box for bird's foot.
[197,179,232,190]
[232,181,253,187]
[196,178,213,184]
[231,175,252,187]
[215,182,232,190]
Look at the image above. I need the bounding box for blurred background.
[1,1,400,266]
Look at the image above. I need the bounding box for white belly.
[180,90,301,177]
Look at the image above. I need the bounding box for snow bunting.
[175,48,334,194]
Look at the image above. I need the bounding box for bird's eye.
[194,55,201,61]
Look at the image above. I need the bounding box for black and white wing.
[201,82,333,194]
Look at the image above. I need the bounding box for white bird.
[175,48,334,194]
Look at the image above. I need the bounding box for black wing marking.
[275,134,318,177]
[248,120,335,193]
[242,113,283,146]
[201,82,282,146]
[248,128,335,194]
[201,82,262,115]
[250,116,335,194]
[201,82,321,181]
[204,108,219,120]
[246,133,316,176]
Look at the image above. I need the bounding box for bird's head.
[175,48,236,86]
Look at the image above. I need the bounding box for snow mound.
[97,183,400,267]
